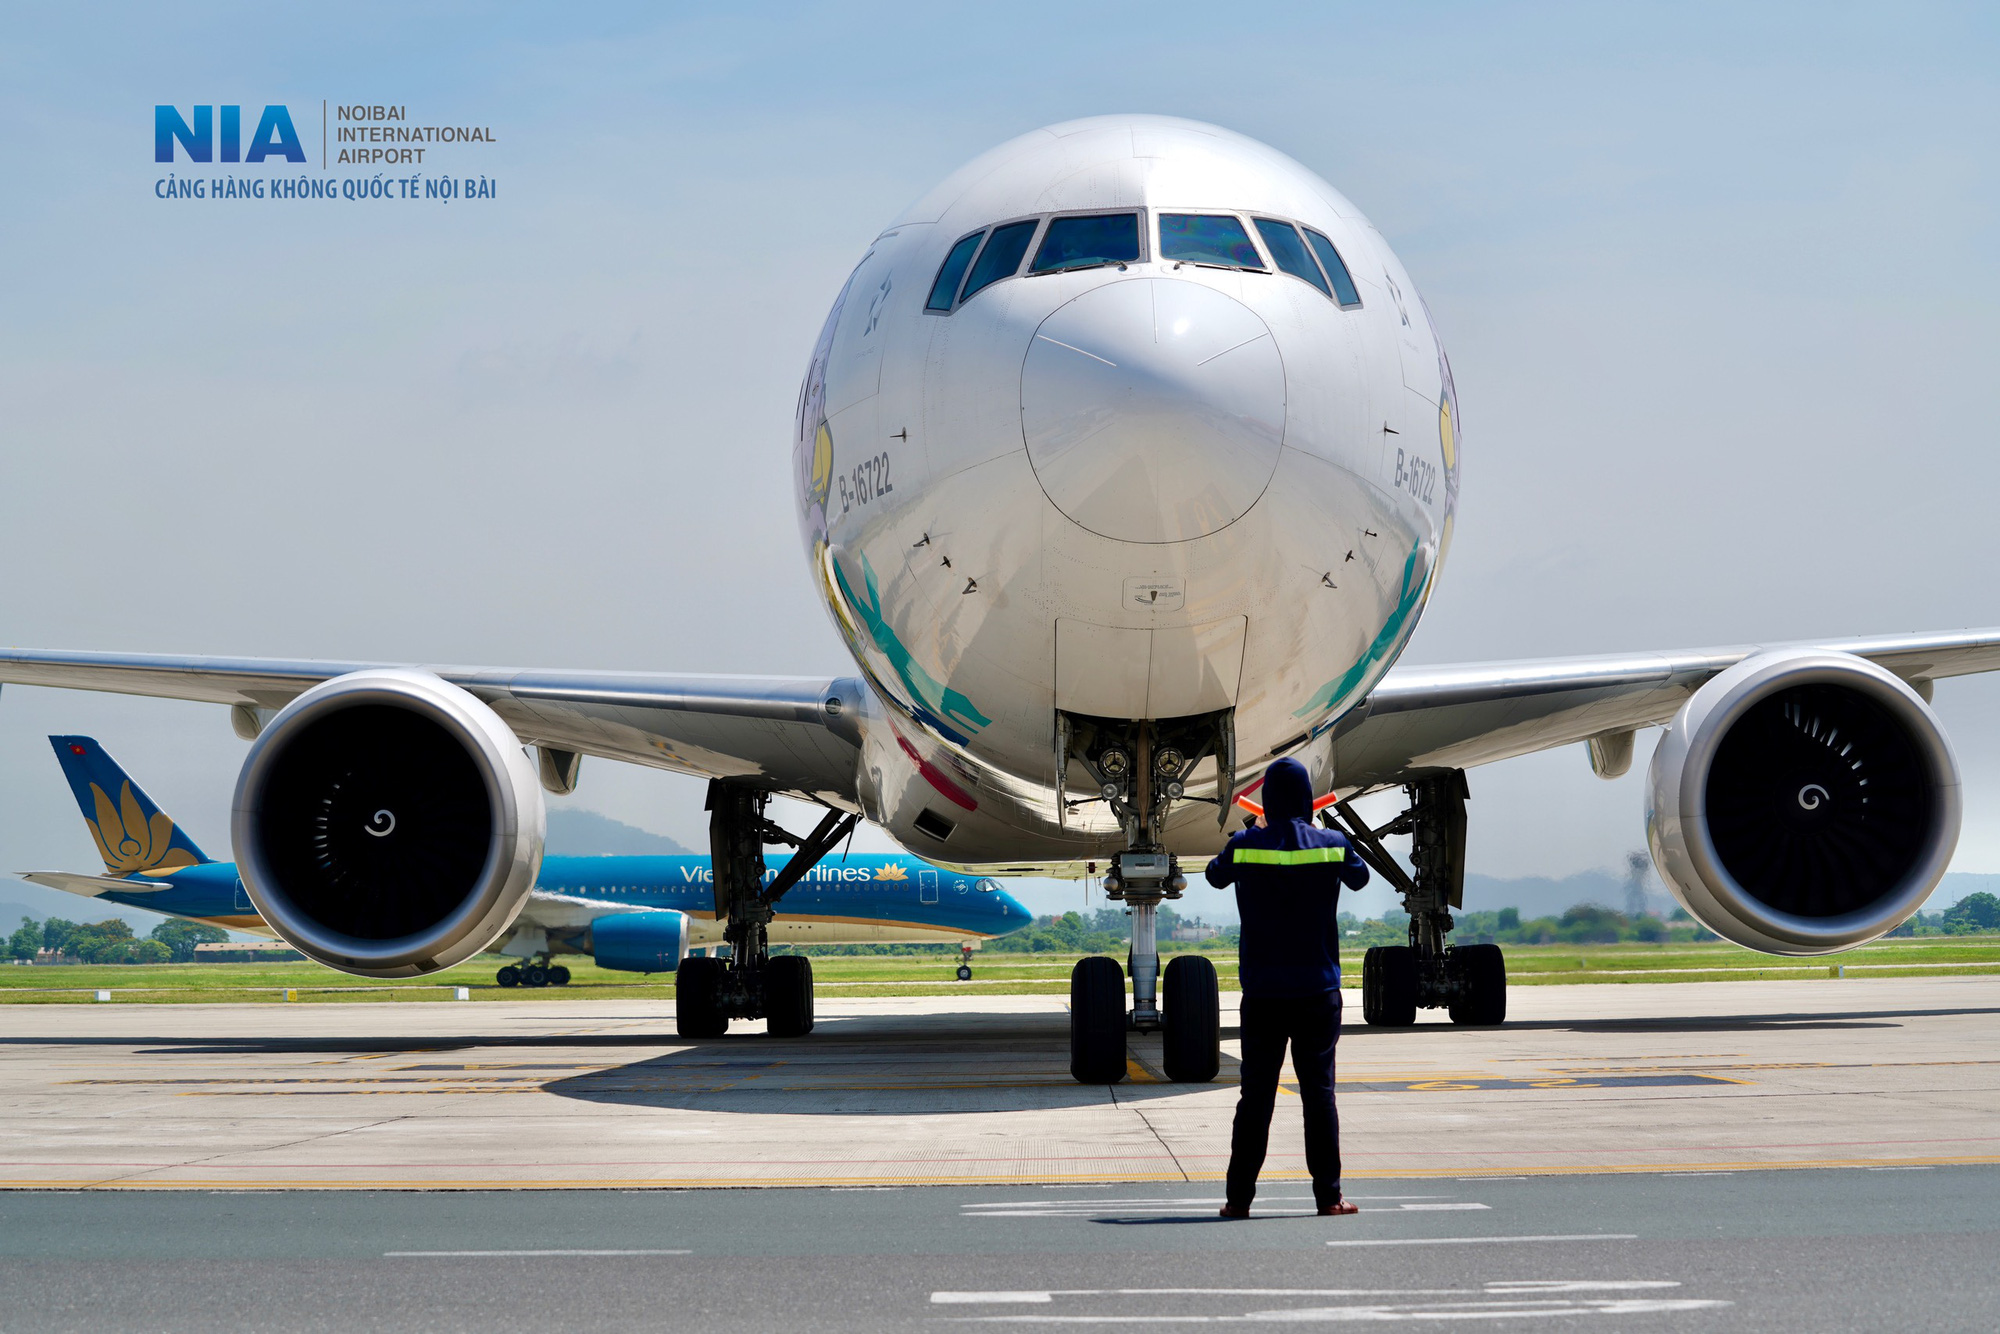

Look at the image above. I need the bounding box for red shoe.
[1218,1203,1250,1219]
[1317,1198,1358,1216]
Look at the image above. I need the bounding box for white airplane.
[4,115,1995,1084]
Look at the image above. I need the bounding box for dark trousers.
[1227,991,1342,1210]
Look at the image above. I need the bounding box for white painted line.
[385,1249,691,1257]
[1326,1233,1636,1248]
[934,1282,1681,1303]
[1398,1202,1491,1211]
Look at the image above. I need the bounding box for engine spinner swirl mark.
[365,809,396,838]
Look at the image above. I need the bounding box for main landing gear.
[675,783,858,1041]
[1322,771,1507,1027]
[496,957,571,988]
[1060,711,1228,1085]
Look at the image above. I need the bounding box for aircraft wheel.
[1069,955,1127,1084]
[1160,954,1220,1083]
[496,966,520,988]
[547,965,571,987]
[766,955,815,1038]
[1448,944,1507,1026]
[522,963,548,988]
[956,964,973,981]
[1362,946,1418,1027]
[676,956,729,1038]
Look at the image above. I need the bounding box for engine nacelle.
[231,669,545,977]
[1647,650,1960,955]
[590,910,690,974]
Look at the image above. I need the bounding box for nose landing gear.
[1059,711,1230,1085]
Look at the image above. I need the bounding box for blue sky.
[1,2,1997,922]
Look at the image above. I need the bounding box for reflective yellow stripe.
[1234,847,1345,866]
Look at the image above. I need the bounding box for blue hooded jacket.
[1205,757,1369,998]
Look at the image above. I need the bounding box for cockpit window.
[928,231,985,312]
[1159,213,1265,270]
[960,219,1039,300]
[977,878,1001,893]
[1254,219,1331,297]
[1303,228,1362,308]
[1031,213,1142,273]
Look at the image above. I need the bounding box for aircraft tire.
[1448,944,1507,1026]
[956,964,973,981]
[548,965,571,987]
[496,966,520,988]
[1069,955,1128,1084]
[522,963,548,988]
[766,955,815,1038]
[1160,954,1220,1083]
[676,956,729,1038]
[1363,946,1418,1027]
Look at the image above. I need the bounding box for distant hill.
[545,809,693,857]
[1461,870,1632,920]
[1460,869,2000,920]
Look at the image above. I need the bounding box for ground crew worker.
[1205,756,1369,1219]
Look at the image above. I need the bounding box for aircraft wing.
[0,650,865,807]
[1327,628,2000,793]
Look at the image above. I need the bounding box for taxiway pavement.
[0,1168,1993,1330]
[0,975,1994,1188]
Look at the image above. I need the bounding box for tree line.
[7,916,229,965]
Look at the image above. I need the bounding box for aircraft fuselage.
[795,116,1459,864]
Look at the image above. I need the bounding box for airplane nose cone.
[1021,279,1285,544]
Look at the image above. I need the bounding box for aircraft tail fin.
[48,735,213,877]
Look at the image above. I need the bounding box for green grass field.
[2,935,1997,1003]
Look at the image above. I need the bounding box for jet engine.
[231,669,545,978]
[590,910,690,974]
[1647,650,1959,954]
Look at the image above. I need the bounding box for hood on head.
[1261,757,1313,822]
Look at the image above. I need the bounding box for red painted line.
[897,736,977,811]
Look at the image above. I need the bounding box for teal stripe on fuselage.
[85,853,1027,939]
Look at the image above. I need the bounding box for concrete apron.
[0,977,1994,1189]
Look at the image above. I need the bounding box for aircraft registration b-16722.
[23,736,1030,1022]
[3,115,1996,1084]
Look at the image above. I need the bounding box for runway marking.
[2,1153,1997,1190]
[960,1196,1483,1217]
[1325,1233,1636,1248]
[1330,1074,1751,1092]
[385,1249,691,1257]
[933,1282,1682,1302]
[62,1071,1753,1096]
[931,1280,1725,1323]
[1548,1058,2000,1074]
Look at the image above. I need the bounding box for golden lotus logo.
[808,420,834,508]
[87,782,198,877]
[874,864,909,881]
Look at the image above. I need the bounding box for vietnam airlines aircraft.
[23,736,1029,1003]
[3,116,1996,1084]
